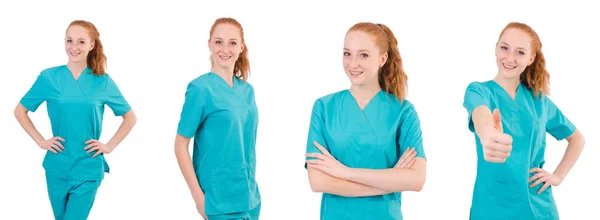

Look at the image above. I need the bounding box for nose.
[349,56,360,68]
[505,51,516,62]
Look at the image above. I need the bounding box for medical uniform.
[20,65,131,220]
[177,72,261,219]
[463,81,576,220]
[305,89,426,220]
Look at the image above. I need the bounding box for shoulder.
[466,80,494,91]
[187,72,214,90]
[314,90,347,105]
[39,65,68,78]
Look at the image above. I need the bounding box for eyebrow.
[65,37,89,40]
[343,48,371,53]
[213,37,239,41]
[499,42,528,51]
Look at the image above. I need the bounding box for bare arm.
[105,110,137,150]
[174,134,205,205]
[343,158,426,192]
[14,103,46,145]
[553,130,585,181]
[308,167,391,197]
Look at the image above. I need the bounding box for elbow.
[308,176,324,193]
[413,178,425,192]
[14,104,26,120]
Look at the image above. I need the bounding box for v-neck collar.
[490,80,524,102]
[209,72,237,89]
[347,89,383,111]
[66,65,92,82]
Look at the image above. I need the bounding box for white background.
[1,0,598,219]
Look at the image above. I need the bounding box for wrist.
[342,167,355,180]
[553,171,566,182]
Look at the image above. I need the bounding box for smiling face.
[343,30,388,87]
[65,25,94,64]
[495,28,536,80]
[208,23,244,71]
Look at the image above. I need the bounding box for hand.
[481,109,513,163]
[529,168,563,194]
[37,136,65,154]
[84,139,114,158]
[193,195,207,219]
[305,141,351,179]
[394,147,417,169]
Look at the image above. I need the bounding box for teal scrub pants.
[45,172,102,220]
[206,202,261,220]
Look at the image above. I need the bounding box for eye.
[66,39,72,43]
[231,42,237,46]
[517,51,525,55]
[500,46,508,50]
[360,53,368,58]
[79,41,85,44]
[215,40,222,44]
[343,52,350,56]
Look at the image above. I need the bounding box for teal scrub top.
[463,81,576,220]
[177,72,260,216]
[305,89,426,220]
[20,65,131,181]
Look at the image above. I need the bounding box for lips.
[219,55,232,60]
[350,70,363,75]
[70,51,81,57]
[502,63,516,69]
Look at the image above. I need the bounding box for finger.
[53,141,65,150]
[484,155,506,163]
[305,153,327,160]
[484,150,510,160]
[85,139,97,144]
[493,108,503,132]
[55,136,66,142]
[408,148,417,159]
[47,147,58,154]
[528,172,545,182]
[313,141,332,157]
[84,143,98,150]
[305,160,323,165]
[493,134,513,145]
[92,150,102,158]
[406,158,417,168]
[51,144,63,153]
[530,175,548,188]
[87,146,100,154]
[538,183,551,194]
[529,168,544,174]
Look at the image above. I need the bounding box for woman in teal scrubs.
[463,22,585,220]
[174,17,260,220]
[304,22,427,220]
[14,20,137,220]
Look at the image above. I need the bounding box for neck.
[349,83,381,105]
[67,61,88,77]
[493,74,520,96]
[211,65,235,86]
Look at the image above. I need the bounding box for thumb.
[493,108,503,132]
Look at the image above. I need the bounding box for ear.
[240,42,245,54]
[380,52,388,67]
[90,41,95,51]
[207,39,212,52]
[529,53,536,66]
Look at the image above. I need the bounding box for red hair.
[347,22,408,101]
[67,20,107,75]
[209,17,250,81]
[499,22,549,97]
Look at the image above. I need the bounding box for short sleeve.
[105,75,132,116]
[463,82,492,132]
[305,99,329,167]
[545,97,576,140]
[20,72,50,112]
[176,83,206,138]
[397,103,426,160]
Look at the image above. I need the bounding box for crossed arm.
[306,142,426,197]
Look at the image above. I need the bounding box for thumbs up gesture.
[481,109,513,163]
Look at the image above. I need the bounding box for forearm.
[174,135,205,201]
[345,158,426,192]
[14,104,45,145]
[106,110,137,150]
[308,167,391,197]
[553,130,585,180]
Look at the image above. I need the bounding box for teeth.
[350,71,363,75]
[220,55,231,59]
[502,63,516,69]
